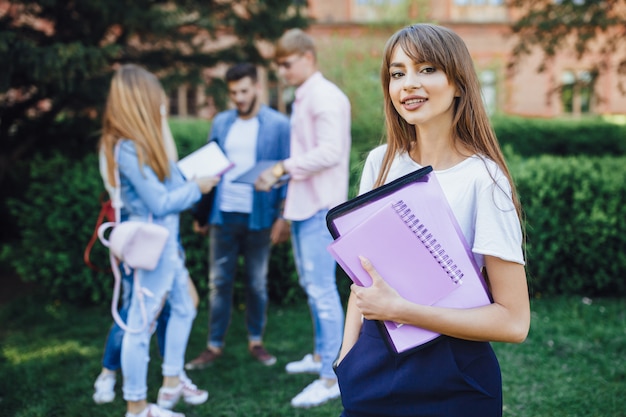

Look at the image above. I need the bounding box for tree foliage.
[0,0,307,240]
[508,0,626,89]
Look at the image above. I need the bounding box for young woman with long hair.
[334,24,530,417]
[100,64,218,417]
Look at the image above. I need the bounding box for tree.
[0,0,308,240]
[508,0,626,92]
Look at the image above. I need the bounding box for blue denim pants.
[122,217,197,401]
[101,263,169,371]
[291,209,344,380]
[208,212,271,348]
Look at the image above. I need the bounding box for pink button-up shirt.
[283,72,352,221]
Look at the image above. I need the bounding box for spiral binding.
[392,200,464,285]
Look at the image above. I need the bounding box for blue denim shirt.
[208,105,290,230]
[118,139,202,239]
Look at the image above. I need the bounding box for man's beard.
[237,95,257,117]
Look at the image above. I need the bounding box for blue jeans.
[208,212,271,348]
[291,209,344,379]
[101,263,169,371]
[122,215,197,401]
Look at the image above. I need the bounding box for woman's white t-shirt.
[359,145,524,268]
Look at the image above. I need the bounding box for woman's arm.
[118,141,202,217]
[336,292,363,366]
[352,255,530,344]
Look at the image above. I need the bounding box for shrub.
[511,156,626,296]
[1,120,304,306]
[4,119,626,305]
[493,116,626,157]
[169,117,212,157]
[2,152,112,304]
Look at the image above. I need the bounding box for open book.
[178,141,234,179]
[326,168,491,354]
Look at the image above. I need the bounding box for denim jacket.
[118,139,202,240]
[208,105,290,230]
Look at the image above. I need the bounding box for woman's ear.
[301,50,310,64]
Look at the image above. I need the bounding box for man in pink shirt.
[256,28,351,408]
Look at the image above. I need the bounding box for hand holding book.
[350,255,407,327]
[326,168,492,354]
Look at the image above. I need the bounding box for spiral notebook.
[326,167,491,354]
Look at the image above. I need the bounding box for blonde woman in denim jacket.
[100,64,218,417]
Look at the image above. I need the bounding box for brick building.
[165,0,626,119]
[301,0,626,118]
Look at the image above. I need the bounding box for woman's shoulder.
[365,144,388,162]
[116,139,141,165]
[118,138,137,152]
[457,154,501,175]
[460,155,511,190]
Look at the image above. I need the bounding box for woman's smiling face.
[388,45,459,128]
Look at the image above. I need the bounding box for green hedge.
[0,120,301,306]
[511,155,626,296]
[492,116,626,157]
[3,118,626,306]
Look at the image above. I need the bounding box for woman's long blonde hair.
[100,64,170,187]
[376,24,521,219]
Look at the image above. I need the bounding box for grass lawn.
[1,293,625,417]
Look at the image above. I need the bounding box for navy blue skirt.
[335,319,502,417]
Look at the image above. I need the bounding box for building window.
[561,70,593,115]
[168,85,201,117]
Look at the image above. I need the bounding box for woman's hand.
[195,176,220,194]
[351,256,405,323]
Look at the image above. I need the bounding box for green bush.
[493,116,626,157]
[169,117,212,156]
[4,118,626,306]
[2,152,112,304]
[1,120,303,306]
[511,155,626,296]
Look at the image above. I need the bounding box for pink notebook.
[327,169,491,354]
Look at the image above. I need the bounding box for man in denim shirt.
[185,63,290,370]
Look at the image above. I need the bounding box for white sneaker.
[285,353,322,374]
[179,372,209,405]
[93,372,116,404]
[290,379,341,408]
[157,374,208,409]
